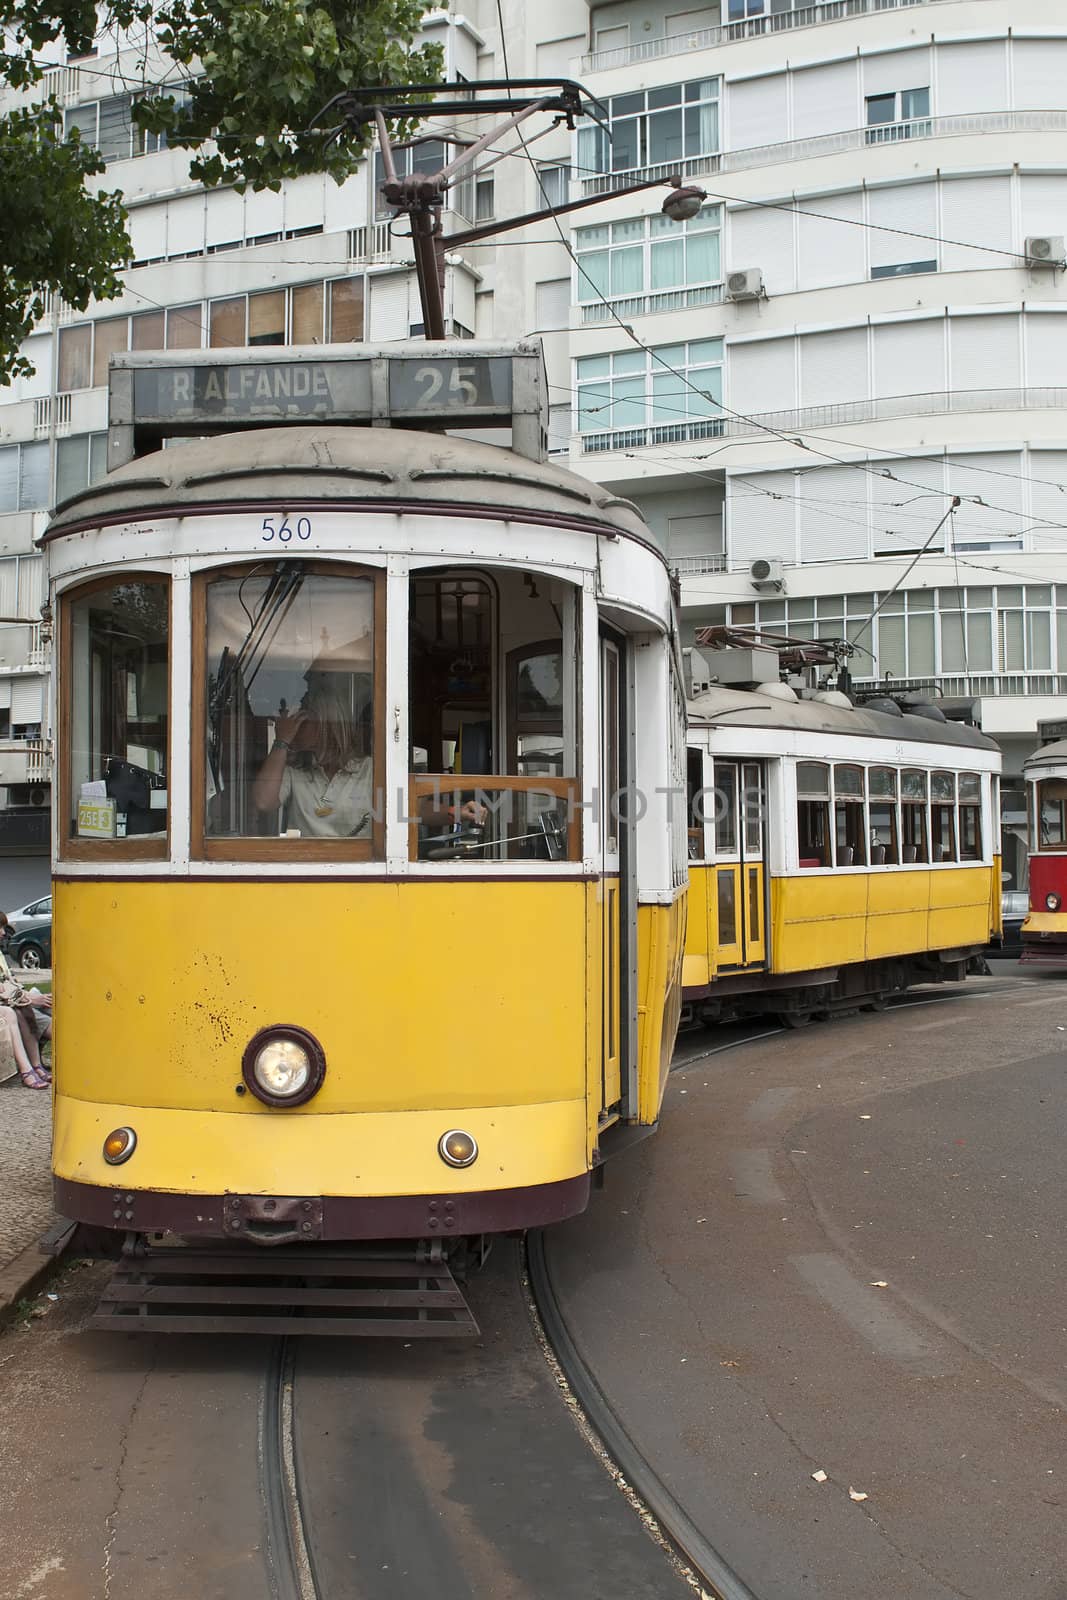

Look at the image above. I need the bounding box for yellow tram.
[683,678,1002,1024]
[45,344,687,1330]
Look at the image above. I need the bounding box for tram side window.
[1037,778,1067,848]
[202,566,378,851]
[66,578,168,847]
[931,771,957,862]
[796,762,831,868]
[868,766,899,865]
[901,769,928,862]
[687,747,705,861]
[409,568,580,862]
[958,772,982,861]
[833,764,867,867]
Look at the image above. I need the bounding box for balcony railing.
[853,673,1067,699]
[721,386,1067,438]
[672,554,728,575]
[582,0,974,73]
[581,109,1067,196]
[581,418,724,453]
[580,284,723,325]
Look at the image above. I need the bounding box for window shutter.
[950,314,1020,392]
[872,318,945,397]
[800,328,868,408]
[936,40,1007,116]
[791,61,857,139]
[868,182,937,270]
[726,471,796,567]
[535,279,570,332]
[11,677,43,726]
[797,190,864,286]
[1013,39,1067,110]
[941,176,1012,272]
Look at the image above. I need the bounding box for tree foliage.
[0,0,444,383]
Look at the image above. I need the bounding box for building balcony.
[581,0,977,74]
[0,737,52,788]
[580,109,1067,197]
[720,385,1067,438]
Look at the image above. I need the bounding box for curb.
[0,1220,75,1333]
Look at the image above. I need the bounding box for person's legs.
[0,1007,45,1087]
[13,1006,43,1070]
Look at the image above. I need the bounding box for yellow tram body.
[682,682,1001,1021]
[44,347,688,1274]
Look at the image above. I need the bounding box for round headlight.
[242,1026,325,1107]
[438,1129,478,1168]
[1046,892,1062,912]
[103,1126,137,1165]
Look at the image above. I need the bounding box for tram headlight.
[103,1127,137,1165]
[1046,892,1062,912]
[242,1026,325,1107]
[438,1129,478,1168]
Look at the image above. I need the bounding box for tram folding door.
[600,634,626,1114]
[714,760,767,970]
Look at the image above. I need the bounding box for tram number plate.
[261,514,313,543]
[388,357,513,415]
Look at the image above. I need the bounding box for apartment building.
[2,0,1064,889]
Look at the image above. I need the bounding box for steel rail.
[260,1338,321,1600]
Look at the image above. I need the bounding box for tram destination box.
[108,342,548,465]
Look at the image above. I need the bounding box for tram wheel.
[781,1010,813,1029]
[862,994,889,1012]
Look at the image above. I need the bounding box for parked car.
[3,893,51,938]
[7,919,51,971]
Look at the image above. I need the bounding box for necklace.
[313,767,339,818]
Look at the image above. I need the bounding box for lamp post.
[317,80,708,339]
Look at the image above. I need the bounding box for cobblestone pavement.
[0,974,53,1274]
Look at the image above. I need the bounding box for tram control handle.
[421,811,567,862]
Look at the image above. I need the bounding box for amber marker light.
[438,1129,478,1168]
[103,1127,137,1165]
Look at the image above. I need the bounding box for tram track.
[261,1338,320,1600]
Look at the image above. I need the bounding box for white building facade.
[2,0,1064,887]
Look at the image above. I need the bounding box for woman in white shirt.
[253,669,372,838]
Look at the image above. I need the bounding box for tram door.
[600,636,624,1112]
[714,760,767,969]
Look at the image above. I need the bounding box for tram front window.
[202,566,378,850]
[66,577,169,850]
[1038,778,1067,848]
[409,568,579,861]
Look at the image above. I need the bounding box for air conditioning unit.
[1025,235,1065,268]
[749,558,785,592]
[726,267,765,301]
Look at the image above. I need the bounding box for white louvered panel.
[940,176,1013,272]
[1028,451,1067,542]
[322,174,359,234]
[667,513,722,558]
[791,61,857,139]
[949,314,1020,392]
[727,336,796,417]
[0,681,10,710]
[728,205,794,295]
[727,76,788,153]
[726,471,796,567]
[1012,39,1067,110]
[946,453,1023,542]
[861,47,930,99]
[205,187,245,247]
[798,465,867,563]
[17,555,45,615]
[869,456,946,554]
[284,176,326,233]
[1024,312,1067,388]
[1020,174,1067,253]
[128,205,167,263]
[935,40,1008,117]
[0,557,17,615]
[797,190,863,288]
[868,181,937,270]
[166,194,205,256]
[247,186,284,238]
[11,677,43,726]
[872,318,945,397]
[799,328,868,408]
[368,273,411,342]
[534,278,570,332]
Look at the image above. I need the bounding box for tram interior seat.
[903,845,917,863]
[839,845,854,866]
[871,844,887,865]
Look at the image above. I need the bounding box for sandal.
[18,1067,49,1090]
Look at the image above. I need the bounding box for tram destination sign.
[132,359,372,424]
[109,344,546,465]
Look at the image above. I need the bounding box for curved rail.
[261,1338,321,1600]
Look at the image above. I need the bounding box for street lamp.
[316,79,708,339]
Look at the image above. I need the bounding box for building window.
[575,205,721,311]
[207,278,364,349]
[870,259,937,280]
[537,165,570,208]
[475,177,495,222]
[865,88,931,144]
[56,434,108,506]
[577,79,720,178]
[374,140,474,221]
[0,443,49,513]
[577,338,723,447]
[63,90,184,162]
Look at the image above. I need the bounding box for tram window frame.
[868,766,899,865]
[958,772,982,861]
[931,770,957,863]
[191,561,386,863]
[687,747,706,861]
[833,763,867,868]
[1036,776,1067,849]
[408,567,582,864]
[901,768,929,863]
[59,572,171,862]
[796,761,831,868]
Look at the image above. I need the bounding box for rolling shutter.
[727,336,796,418]
[729,204,794,294]
[797,190,863,287]
[727,75,788,152]
[936,40,1007,116]
[1024,312,1067,388]
[791,61,857,138]
[872,317,945,397]
[941,176,1012,272]
[949,314,1020,393]
[799,327,868,408]
[11,677,42,726]
[868,182,937,271]
[726,471,796,567]
[1012,39,1067,111]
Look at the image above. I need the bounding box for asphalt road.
[547,972,1067,1599]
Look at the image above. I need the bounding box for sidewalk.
[0,967,58,1315]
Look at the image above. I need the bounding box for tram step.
[89,1245,479,1336]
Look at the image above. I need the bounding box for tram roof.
[687,683,998,754]
[43,425,653,546]
[1023,739,1067,772]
